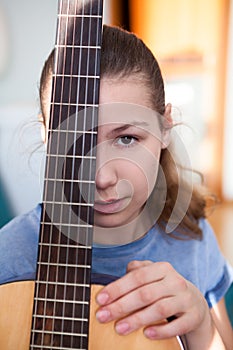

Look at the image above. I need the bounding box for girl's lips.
[94,198,128,214]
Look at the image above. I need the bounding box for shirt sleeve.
[199,219,233,308]
[0,205,40,285]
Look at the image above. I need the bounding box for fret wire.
[48,128,98,134]
[35,280,90,288]
[55,44,101,49]
[43,201,93,206]
[41,222,92,228]
[34,297,89,305]
[38,262,91,268]
[45,153,96,159]
[53,73,100,78]
[51,102,98,107]
[45,154,96,160]
[44,178,95,184]
[58,14,102,18]
[31,329,88,337]
[39,243,92,249]
[33,314,88,322]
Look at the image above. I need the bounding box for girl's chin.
[93,209,142,229]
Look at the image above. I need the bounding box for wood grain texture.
[0,282,182,350]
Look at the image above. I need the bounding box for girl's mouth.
[94,198,129,214]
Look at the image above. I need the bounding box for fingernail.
[144,328,157,339]
[115,322,130,335]
[96,292,109,305]
[96,309,111,322]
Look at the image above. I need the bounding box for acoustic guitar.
[0,1,185,349]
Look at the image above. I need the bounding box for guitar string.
[49,0,61,345]
[69,1,81,346]
[57,1,76,347]
[84,1,103,348]
[80,1,103,348]
[69,0,102,347]
[61,1,80,347]
[58,0,68,346]
[79,1,89,348]
[85,2,94,347]
[61,0,80,347]
[83,0,99,347]
[30,0,62,347]
[74,1,88,347]
[53,0,71,347]
[45,0,65,346]
[80,0,103,346]
[31,0,51,345]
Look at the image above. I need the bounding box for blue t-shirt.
[0,204,232,308]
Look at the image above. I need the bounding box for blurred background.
[0,0,232,264]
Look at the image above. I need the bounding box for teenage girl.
[0,25,232,349]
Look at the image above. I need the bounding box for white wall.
[0,0,58,104]
[0,0,57,215]
[0,0,113,217]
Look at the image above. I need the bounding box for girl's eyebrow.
[108,121,150,136]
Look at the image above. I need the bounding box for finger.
[114,296,184,335]
[96,261,172,306]
[144,312,194,340]
[96,281,174,323]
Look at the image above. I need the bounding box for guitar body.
[0,281,183,350]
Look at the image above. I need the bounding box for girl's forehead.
[98,102,160,127]
[99,77,152,108]
[97,102,162,140]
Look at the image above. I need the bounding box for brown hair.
[40,25,215,239]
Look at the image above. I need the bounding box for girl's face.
[94,77,165,232]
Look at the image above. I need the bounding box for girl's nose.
[95,160,118,190]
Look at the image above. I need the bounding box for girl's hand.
[95,261,224,349]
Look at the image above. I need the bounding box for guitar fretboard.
[30,0,103,348]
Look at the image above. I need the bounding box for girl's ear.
[161,103,173,149]
[38,113,47,144]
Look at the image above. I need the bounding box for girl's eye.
[115,135,137,147]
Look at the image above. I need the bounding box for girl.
[0,25,232,349]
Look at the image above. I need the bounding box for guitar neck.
[30,1,103,348]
